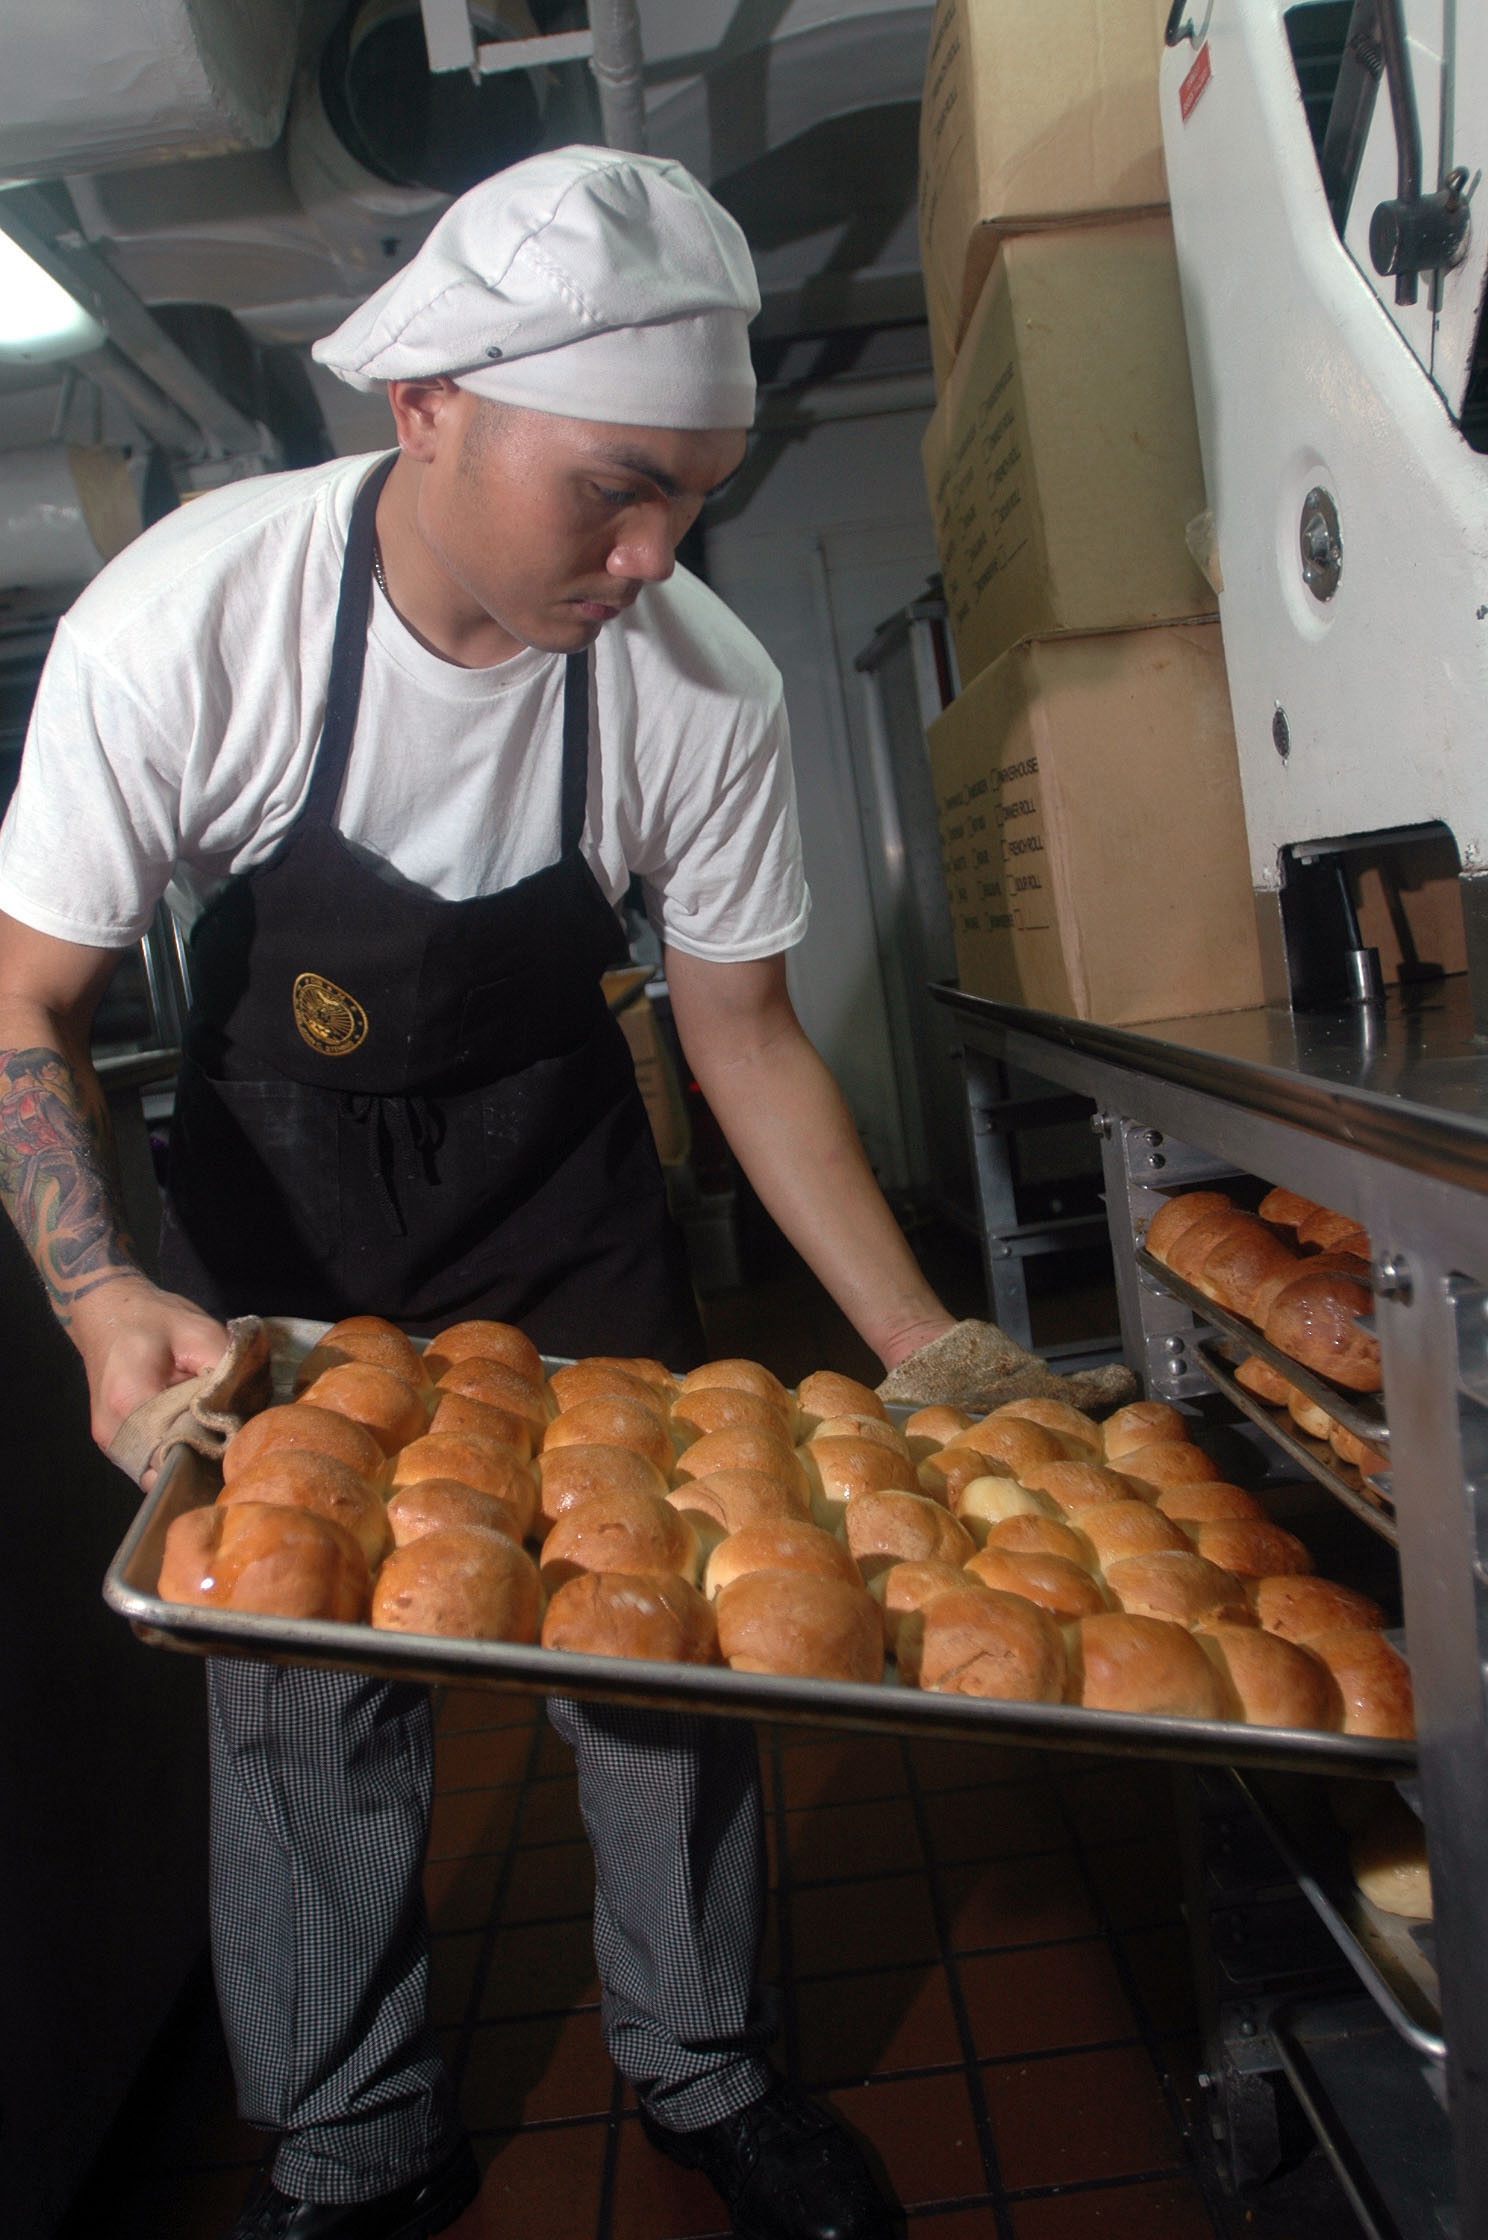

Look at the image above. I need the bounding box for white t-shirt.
[0,451,810,962]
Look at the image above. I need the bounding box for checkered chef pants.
[208,1660,775,2204]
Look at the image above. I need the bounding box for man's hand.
[66,1272,229,1451]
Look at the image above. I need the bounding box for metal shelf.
[1272,1996,1456,2240]
[1232,1773,1442,2062]
[1135,1245,1389,1448]
[1196,1340,1398,1547]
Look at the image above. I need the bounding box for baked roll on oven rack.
[1196,1341,1395,1546]
[102,1329,1415,1782]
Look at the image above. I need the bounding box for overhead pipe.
[588,0,647,154]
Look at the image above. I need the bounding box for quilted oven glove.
[877,1318,1136,1417]
[107,1315,273,1486]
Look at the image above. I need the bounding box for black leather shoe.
[226,2139,480,2239]
[639,2077,899,2240]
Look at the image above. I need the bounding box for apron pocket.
[168,1061,342,1291]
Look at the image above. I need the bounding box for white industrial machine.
[1158,0,1488,1020]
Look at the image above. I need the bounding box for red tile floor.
[74,1687,1236,2239]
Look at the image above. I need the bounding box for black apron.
[159,452,703,1366]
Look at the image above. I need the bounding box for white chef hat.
[312,145,759,430]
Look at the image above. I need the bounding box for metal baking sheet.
[1196,1341,1398,1549]
[103,1423,1415,1782]
[1135,1246,1389,1447]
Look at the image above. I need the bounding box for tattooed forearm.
[0,1046,138,1319]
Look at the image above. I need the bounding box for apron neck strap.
[560,649,591,856]
[303,451,399,830]
[304,449,593,853]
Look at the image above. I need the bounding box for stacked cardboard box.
[918,0,1262,1023]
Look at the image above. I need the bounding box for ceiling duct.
[0,0,304,183]
[289,0,543,277]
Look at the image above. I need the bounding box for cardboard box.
[922,217,1216,683]
[930,623,1264,1026]
[919,0,1170,370]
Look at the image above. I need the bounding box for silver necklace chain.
[371,537,388,598]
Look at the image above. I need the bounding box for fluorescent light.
[0,230,104,365]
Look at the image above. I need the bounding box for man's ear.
[386,376,464,462]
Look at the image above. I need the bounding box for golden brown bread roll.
[218,1449,391,1570]
[795,1370,889,1429]
[1114,1443,1222,1492]
[293,1320,427,1396]
[704,1519,860,1599]
[422,1318,544,1387]
[540,1487,699,1592]
[869,1559,969,1653]
[427,1390,537,1458]
[541,1570,718,1664]
[671,1424,808,1498]
[549,1360,668,1420]
[542,1396,675,1476]
[667,1467,811,1547]
[296,1362,427,1456]
[1145,1190,1234,1261]
[985,1398,1102,1457]
[1235,1354,1295,1406]
[912,1587,1066,1699]
[1069,1612,1228,1719]
[671,1387,795,1443]
[1200,1624,1341,1729]
[372,1525,540,1641]
[1249,1250,1365,1330]
[1104,1551,1251,1629]
[436,1355,549,1427]
[677,1358,793,1424]
[715,1570,883,1682]
[1307,1629,1414,1738]
[951,1416,1067,1475]
[536,1443,671,1529]
[222,1402,385,1486]
[917,1444,1013,1507]
[806,1414,913,1461]
[584,1355,679,1396]
[950,1474,1060,1542]
[159,1501,369,1621]
[1257,1187,1320,1231]
[965,1547,1106,1620]
[1296,1206,1369,1255]
[842,1488,976,1580]
[1249,1574,1386,1642]
[390,1432,537,1537]
[1350,1794,1431,1917]
[1101,1401,1188,1458]
[387,1477,530,1548]
[1074,1503,1195,1567]
[1195,1519,1314,1579]
[1329,1422,1389,1473]
[797,1435,913,1515]
[1155,1482,1268,1525]
[1017,1461,1143,1516]
[1195,1223,1302,1318]
[986,1513,1095,1566]
[1262,1268,1380,1391]
[1286,1387,1336,1440]
[903,1405,973,1460]
[1165,1207,1255,1286]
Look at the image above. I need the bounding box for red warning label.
[1180,41,1213,122]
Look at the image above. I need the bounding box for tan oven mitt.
[107,1316,273,1487]
[877,1318,1136,1417]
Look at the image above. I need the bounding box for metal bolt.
[1149,1153,1167,1169]
[1272,706,1291,761]
[1165,1335,1186,1354]
[1239,2018,1257,2037]
[1375,1255,1413,1304]
[1090,1113,1113,1140]
[1144,1130,1163,1147]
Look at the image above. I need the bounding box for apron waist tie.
[345,1091,450,1237]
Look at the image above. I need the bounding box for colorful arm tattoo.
[0,1045,138,1320]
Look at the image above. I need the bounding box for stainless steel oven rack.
[1195,1340,1397,1547]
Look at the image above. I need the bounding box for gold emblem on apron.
[292,972,369,1056]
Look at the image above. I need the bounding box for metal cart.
[937,976,1486,2240]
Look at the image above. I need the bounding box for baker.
[0,148,1066,2240]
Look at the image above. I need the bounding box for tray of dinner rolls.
[103,1316,1416,1777]
[1140,1186,1389,1457]
[1195,1342,1395,1548]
